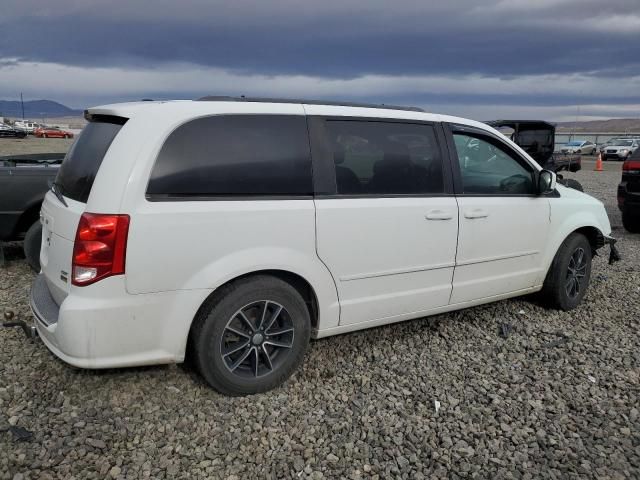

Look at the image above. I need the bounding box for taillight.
[72,213,130,286]
[623,160,640,172]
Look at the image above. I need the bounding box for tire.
[622,208,640,233]
[63,134,69,139]
[591,148,596,155]
[43,133,47,138]
[191,275,311,395]
[23,221,42,272]
[540,233,592,311]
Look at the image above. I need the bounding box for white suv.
[31,98,617,395]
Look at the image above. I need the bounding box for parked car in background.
[14,121,39,134]
[618,147,640,233]
[0,153,65,270]
[599,138,625,154]
[29,98,617,395]
[0,123,28,138]
[561,140,597,155]
[602,139,639,161]
[34,126,74,138]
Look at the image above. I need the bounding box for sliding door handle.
[425,210,453,221]
[464,208,489,219]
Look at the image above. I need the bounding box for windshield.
[55,119,125,203]
[616,140,634,146]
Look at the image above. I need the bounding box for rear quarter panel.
[124,199,340,330]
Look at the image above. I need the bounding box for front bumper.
[603,152,627,160]
[29,273,209,369]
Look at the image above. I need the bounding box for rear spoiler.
[84,111,128,125]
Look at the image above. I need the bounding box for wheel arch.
[573,225,606,254]
[539,224,606,286]
[184,269,322,361]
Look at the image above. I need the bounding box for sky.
[1,0,639,121]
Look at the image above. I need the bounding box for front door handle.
[425,210,453,220]
[464,208,489,219]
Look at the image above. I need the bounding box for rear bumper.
[30,273,210,369]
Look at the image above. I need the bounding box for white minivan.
[31,98,618,395]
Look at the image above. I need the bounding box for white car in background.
[561,140,597,155]
[30,97,618,395]
[14,120,39,134]
[602,139,640,161]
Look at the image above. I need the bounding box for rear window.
[56,119,125,203]
[146,115,312,198]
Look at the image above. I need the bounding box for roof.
[197,96,425,113]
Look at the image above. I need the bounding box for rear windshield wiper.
[48,180,68,207]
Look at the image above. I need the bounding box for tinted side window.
[324,120,444,195]
[453,133,535,195]
[56,120,125,203]
[147,115,312,197]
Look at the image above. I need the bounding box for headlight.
[620,149,629,154]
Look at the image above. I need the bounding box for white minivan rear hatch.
[40,117,126,305]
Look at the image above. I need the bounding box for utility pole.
[20,92,25,119]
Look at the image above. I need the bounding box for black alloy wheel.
[220,300,295,378]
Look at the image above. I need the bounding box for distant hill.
[0,99,82,119]
[556,118,640,133]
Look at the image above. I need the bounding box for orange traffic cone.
[594,152,603,172]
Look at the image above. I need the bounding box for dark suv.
[618,148,640,233]
[0,153,64,269]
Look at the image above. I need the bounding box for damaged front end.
[603,235,621,265]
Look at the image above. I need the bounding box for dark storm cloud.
[2,0,639,77]
[1,0,639,119]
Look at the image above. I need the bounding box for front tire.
[540,233,592,310]
[191,275,311,395]
[23,221,42,272]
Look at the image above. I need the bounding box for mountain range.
[2,99,639,132]
[555,118,640,133]
[0,99,82,119]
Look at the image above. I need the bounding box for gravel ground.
[0,137,74,156]
[1,156,638,479]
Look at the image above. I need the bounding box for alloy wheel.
[220,300,295,379]
[565,247,587,299]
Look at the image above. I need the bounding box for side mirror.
[538,169,556,195]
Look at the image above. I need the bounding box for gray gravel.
[1,160,639,479]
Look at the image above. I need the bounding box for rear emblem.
[60,270,68,283]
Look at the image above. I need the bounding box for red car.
[34,126,74,139]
